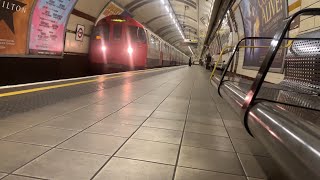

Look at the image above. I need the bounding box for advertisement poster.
[240,0,287,71]
[95,1,131,25]
[29,0,77,56]
[0,0,35,55]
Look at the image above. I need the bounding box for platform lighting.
[188,46,194,55]
[165,5,169,12]
[163,0,186,42]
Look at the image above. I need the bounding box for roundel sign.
[76,24,85,41]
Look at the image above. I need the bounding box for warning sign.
[76,24,85,41]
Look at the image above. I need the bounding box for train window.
[128,26,146,43]
[92,24,109,40]
[138,28,146,43]
[113,24,122,40]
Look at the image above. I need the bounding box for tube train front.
[89,15,188,73]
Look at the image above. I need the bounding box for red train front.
[89,15,147,73]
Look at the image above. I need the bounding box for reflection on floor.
[0,66,277,180]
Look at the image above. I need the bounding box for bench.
[211,8,320,180]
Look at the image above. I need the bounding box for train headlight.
[101,46,107,51]
[127,47,133,54]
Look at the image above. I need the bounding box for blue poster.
[240,0,287,70]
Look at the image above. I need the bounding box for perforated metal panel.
[284,31,320,94]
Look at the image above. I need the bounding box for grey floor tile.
[217,105,240,121]
[185,122,228,137]
[0,173,7,179]
[101,113,147,126]
[231,138,269,156]
[85,122,139,137]
[134,95,164,105]
[175,167,246,180]
[116,139,179,165]
[125,103,158,110]
[143,118,185,131]
[187,114,223,126]
[238,154,267,179]
[133,127,182,144]
[77,104,117,117]
[151,111,186,121]
[224,120,243,128]
[117,108,153,117]
[0,122,29,139]
[0,141,49,173]
[40,116,98,131]
[93,157,174,180]
[2,175,38,180]
[14,149,109,180]
[156,106,188,114]
[227,127,253,140]
[247,178,266,180]
[178,146,244,175]
[4,126,77,147]
[58,132,127,155]
[0,111,50,127]
[182,132,234,152]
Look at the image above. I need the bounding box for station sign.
[29,0,77,56]
[0,0,35,55]
[75,24,85,41]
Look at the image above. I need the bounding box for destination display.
[95,1,131,25]
[29,0,77,56]
[240,0,287,71]
[0,0,35,55]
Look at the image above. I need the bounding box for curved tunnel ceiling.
[73,0,216,56]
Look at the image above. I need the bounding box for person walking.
[206,53,212,70]
[189,57,192,67]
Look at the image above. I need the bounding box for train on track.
[89,15,189,73]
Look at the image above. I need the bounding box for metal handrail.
[215,8,320,134]
[209,41,294,80]
[241,8,320,129]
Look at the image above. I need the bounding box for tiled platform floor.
[0,66,274,180]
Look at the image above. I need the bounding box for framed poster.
[240,0,288,72]
[75,24,84,41]
[0,0,35,56]
[28,0,77,56]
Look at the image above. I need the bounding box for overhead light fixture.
[188,46,194,55]
[165,5,169,12]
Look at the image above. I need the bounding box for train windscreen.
[93,24,110,40]
[128,26,146,43]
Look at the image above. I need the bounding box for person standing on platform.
[189,57,192,67]
[206,53,212,70]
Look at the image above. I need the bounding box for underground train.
[89,15,189,73]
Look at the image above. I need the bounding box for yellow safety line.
[0,67,167,98]
[209,41,294,81]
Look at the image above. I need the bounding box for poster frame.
[26,0,79,58]
[0,0,37,58]
[240,0,288,73]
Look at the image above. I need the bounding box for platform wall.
[209,0,320,84]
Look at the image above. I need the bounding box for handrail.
[215,8,320,134]
[241,8,320,132]
[209,41,294,81]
